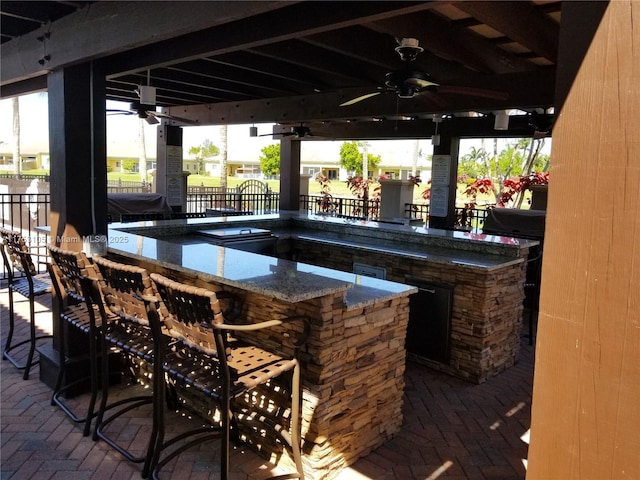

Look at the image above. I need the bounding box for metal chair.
[149,272,308,480]
[0,227,52,380]
[89,256,161,477]
[47,245,103,436]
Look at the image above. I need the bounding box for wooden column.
[279,137,301,211]
[528,2,639,479]
[48,62,107,248]
[42,61,107,385]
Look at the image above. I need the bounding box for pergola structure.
[1,2,638,479]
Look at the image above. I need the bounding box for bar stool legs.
[2,271,52,380]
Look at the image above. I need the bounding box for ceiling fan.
[107,85,198,125]
[340,38,508,107]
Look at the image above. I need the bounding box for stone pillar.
[379,179,415,220]
[299,174,312,196]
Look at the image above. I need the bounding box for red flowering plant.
[498,171,549,207]
[345,173,407,218]
[457,176,496,228]
[315,173,336,214]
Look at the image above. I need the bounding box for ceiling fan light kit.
[394,37,424,61]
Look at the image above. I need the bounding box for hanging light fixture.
[494,110,509,130]
[138,70,157,106]
[249,125,258,137]
[432,114,442,146]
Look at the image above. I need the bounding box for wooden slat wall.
[528,2,640,479]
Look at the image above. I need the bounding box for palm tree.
[138,119,148,184]
[219,125,228,190]
[12,97,20,175]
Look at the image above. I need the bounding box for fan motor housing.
[385,70,437,98]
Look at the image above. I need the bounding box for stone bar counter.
[105,220,417,480]
[105,213,537,478]
[109,213,538,383]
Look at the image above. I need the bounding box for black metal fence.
[404,202,492,233]
[107,179,151,193]
[0,193,51,278]
[299,194,381,219]
[0,173,50,182]
[185,191,278,215]
[0,190,495,278]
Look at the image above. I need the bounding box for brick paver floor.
[1,286,533,480]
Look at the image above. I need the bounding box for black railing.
[299,194,381,219]
[0,173,50,182]
[0,193,51,278]
[185,191,278,215]
[107,179,151,193]
[0,190,496,279]
[404,202,493,233]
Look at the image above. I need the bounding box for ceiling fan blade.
[340,91,381,107]
[152,111,199,125]
[437,85,509,101]
[144,114,160,125]
[258,132,294,137]
[417,90,448,108]
[106,109,135,116]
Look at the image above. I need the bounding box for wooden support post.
[48,62,107,248]
[279,137,301,211]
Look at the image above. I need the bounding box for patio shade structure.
[1,2,639,480]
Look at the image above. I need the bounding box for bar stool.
[0,227,52,380]
[47,245,102,436]
[149,273,308,480]
[89,256,161,477]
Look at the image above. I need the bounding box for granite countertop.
[105,228,417,309]
[110,212,539,256]
[284,230,524,271]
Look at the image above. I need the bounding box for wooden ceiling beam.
[162,69,555,126]
[102,2,439,79]
[454,1,559,62]
[303,27,475,82]
[1,1,293,85]
[261,115,546,141]
[247,40,387,86]
[368,9,537,74]
[204,51,334,90]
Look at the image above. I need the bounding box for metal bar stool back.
[90,256,162,477]
[47,245,102,436]
[0,227,52,380]
[150,272,307,480]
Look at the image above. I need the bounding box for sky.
[0,92,550,167]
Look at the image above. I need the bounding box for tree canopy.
[188,139,219,175]
[339,141,381,177]
[259,144,280,176]
[458,138,550,205]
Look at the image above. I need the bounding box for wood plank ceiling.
[0,1,561,135]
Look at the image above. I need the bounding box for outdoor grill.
[195,227,277,256]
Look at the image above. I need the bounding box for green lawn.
[16,169,505,206]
